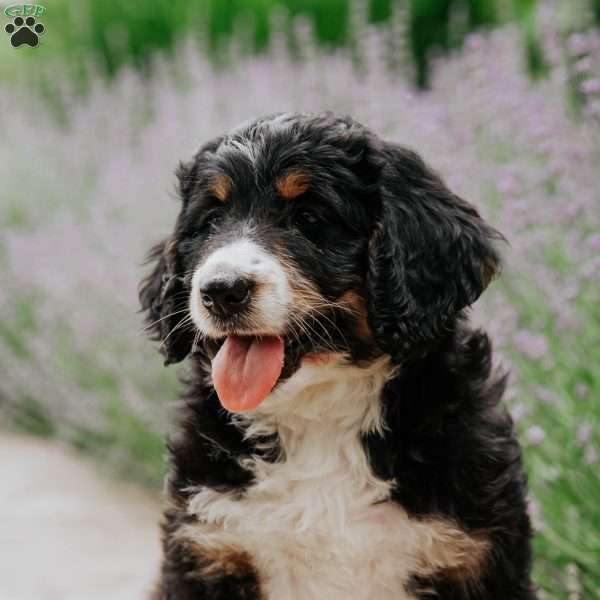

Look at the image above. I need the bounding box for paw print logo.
[5,16,45,48]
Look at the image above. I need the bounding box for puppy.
[140,113,535,599]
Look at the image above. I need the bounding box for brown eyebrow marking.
[276,170,310,199]
[209,174,232,202]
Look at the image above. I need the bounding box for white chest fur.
[182,357,486,599]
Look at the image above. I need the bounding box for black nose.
[200,277,252,317]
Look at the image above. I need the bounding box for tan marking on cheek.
[302,352,337,366]
[273,248,375,347]
[210,174,232,202]
[276,171,310,199]
[271,247,376,357]
[272,246,320,313]
[339,291,373,341]
[413,518,490,582]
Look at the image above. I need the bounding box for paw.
[5,16,45,48]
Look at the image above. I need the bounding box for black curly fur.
[367,144,504,362]
[140,112,535,599]
[139,239,195,365]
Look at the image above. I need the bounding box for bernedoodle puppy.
[140,112,535,599]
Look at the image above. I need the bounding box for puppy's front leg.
[152,513,262,600]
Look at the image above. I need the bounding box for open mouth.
[209,329,331,413]
[211,334,287,413]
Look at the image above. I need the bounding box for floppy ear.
[366,144,502,361]
[139,140,228,365]
[139,237,194,365]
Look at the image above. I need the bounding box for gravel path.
[0,433,161,600]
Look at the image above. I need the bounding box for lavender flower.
[576,423,593,445]
[584,445,598,466]
[580,77,600,95]
[525,425,546,446]
[514,331,549,361]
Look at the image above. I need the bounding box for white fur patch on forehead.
[190,239,292,338]
[198,239,279,275]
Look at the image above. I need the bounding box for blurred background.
[0,0,599,598]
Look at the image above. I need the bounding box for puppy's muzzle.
[190,239,293,338]
[200,274,253,318]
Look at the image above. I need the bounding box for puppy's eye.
[193,223,210,238]
[192,213,221,238]
[295,209,320,230]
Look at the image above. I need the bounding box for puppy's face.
[140,113,502,411]
[183,162,377,357]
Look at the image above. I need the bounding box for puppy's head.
[140,113,501,411]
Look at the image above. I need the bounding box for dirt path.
[0,433,161,600]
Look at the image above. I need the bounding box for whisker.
[191,327,202,354]
[138,308,189,335]
[289,311,340,352]
[160,314,194,349]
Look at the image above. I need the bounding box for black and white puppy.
[140,113,535,599]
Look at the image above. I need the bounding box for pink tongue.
[212,336,285,413]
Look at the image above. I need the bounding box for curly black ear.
[366,144,503,361]
[139,237,194,365]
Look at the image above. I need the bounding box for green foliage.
[52,334,168,486]
[3,0,530,87]
[513,0,549,78]
[0,297,37,359]
[511,285,600,597]
[11,396,56,437]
